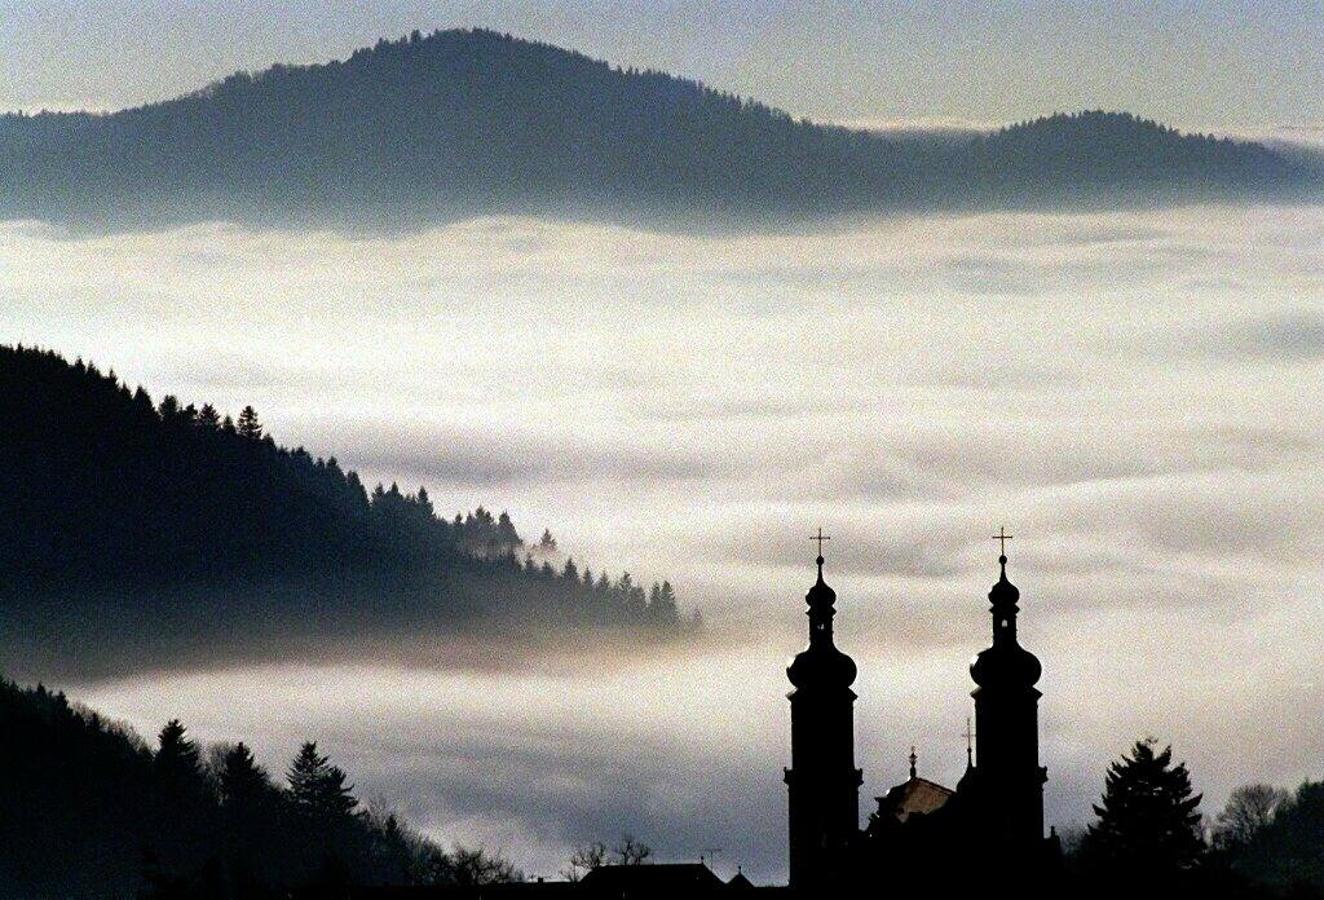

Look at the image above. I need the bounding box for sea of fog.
[4,205,1323,883]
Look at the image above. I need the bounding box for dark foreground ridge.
[0,345,695,678]
[0,678,528,899]
[1,28,1319,232]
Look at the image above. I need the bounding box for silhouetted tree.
[446,846,524,885]
[287,741,356,818]
[1213,783,1290,851]
[1080,739,1204,878]
[236,405,263,440]
[612,833,653,865]
[564,841,607,882]
[196,403,221,430]
[154,719,204,796]
[217,742,271,806]
[1222,779,1324,889]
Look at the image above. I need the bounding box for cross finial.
[962,716,976,765]
[809,527,831,565]
[991,525,1013,561]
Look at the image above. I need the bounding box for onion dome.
[787,555,857,690]
[805,557,837,612]
[988,555,1020,610]
[969,554,1041,689]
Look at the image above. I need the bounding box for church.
[354,533,1061,898]
[784,532,1061,891]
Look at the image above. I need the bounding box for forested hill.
[0,28,1317,232]
[0,345,692,678]
[0,678,523,897]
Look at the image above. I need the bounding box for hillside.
[0,678,519,898]
[0,28,1316,231]
[0,345,691,679]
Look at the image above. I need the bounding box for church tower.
[784,542,862,889]
[969,537,1047,853]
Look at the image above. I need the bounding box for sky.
[6,203,1322,881]
[3,1,1324,131]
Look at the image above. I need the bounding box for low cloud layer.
[7,203,1323,883]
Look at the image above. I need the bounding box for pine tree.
[154,719,202,785]
[236,405,263,440]
[153,719,207,805]
[158,395,181,421]
[218,741,270,806]
[287,741,357,818]
[658,580,679,620]
[196,403,221,430]
[1082,739,1204,877]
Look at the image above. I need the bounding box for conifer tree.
[658,581,678,618]
[154,719,202,787]
[236,405,263,440]
[1082,739,1204,876]
[287,741,357,818]
[218,742,270,806]
[158,395,181,421]
[196,403,221,430]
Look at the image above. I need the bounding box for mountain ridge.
[1,28,1318,231]
[0,344,693,681]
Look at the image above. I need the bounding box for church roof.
[578,863,724,891]
[875,776,956,823]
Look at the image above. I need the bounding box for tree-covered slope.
[0,29,1315,231]
[0,678,521,898]
[0,345,691,677]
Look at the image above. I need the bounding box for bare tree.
[613,833,653,866]
[447,846,523,885]
[1213,783,1289,849]
[563,841,607,882]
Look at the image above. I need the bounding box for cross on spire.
[991,525,1013,558]
[809,527,831,562]
[962,716,977,765]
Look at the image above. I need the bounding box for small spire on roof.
[909,745,918,779]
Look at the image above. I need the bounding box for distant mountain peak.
[1,30,1317,232]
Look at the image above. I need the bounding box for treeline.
[0,678,522,899]
[1057,738,1324,897]
[0,345,694,676]
[0,28,1316,231]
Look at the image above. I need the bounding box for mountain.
[0,678,521,898]
[0,28,1317,231]
[0,345,692,679]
